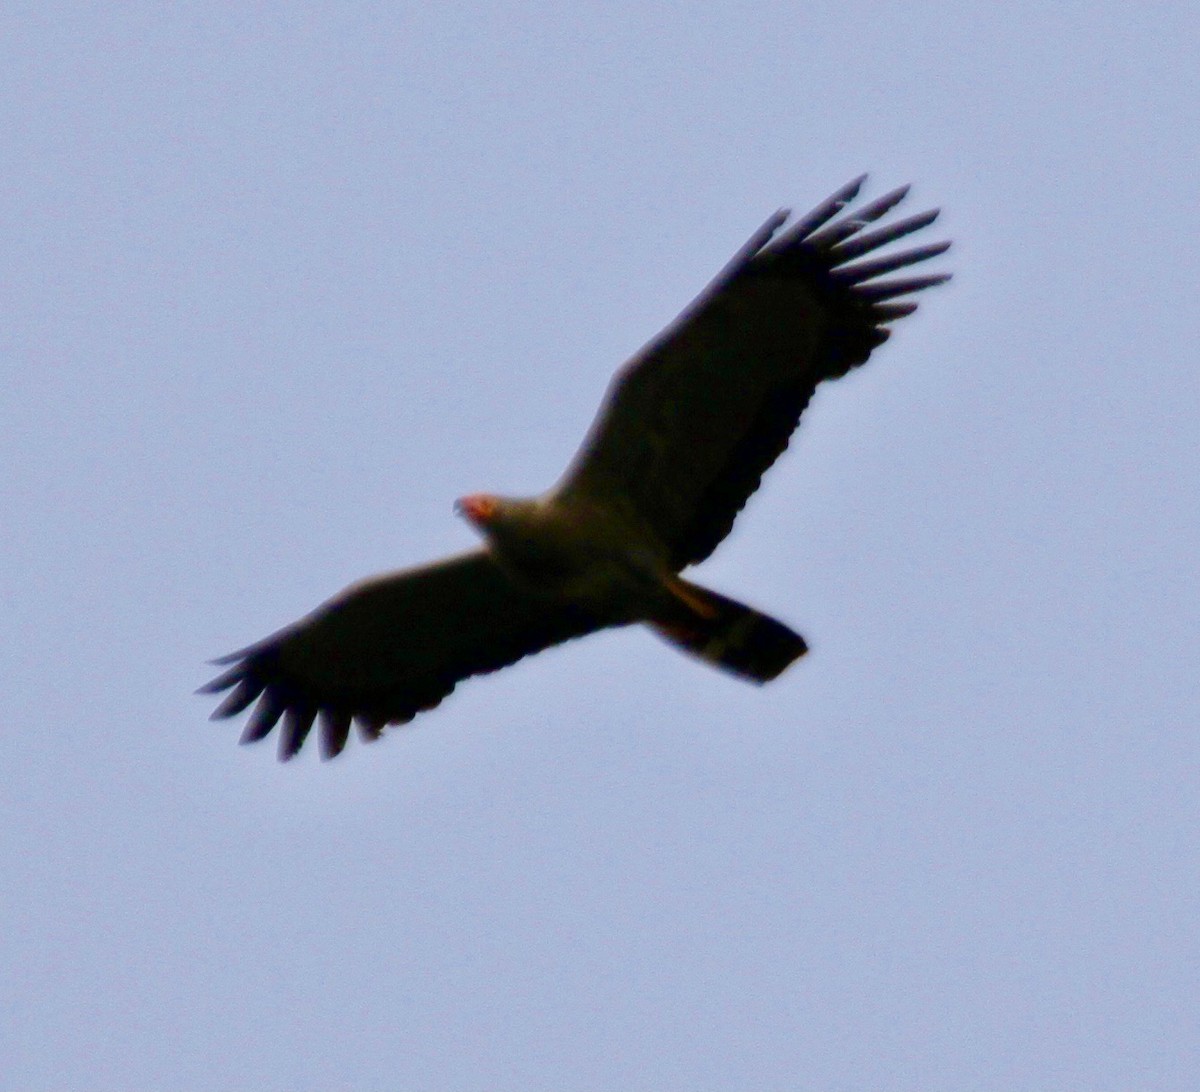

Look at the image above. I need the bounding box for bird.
[201,175,951,760]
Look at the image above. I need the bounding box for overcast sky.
[3,3,1198,1089]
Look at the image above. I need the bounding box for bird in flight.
[202,176,951,760]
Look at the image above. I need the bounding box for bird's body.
[202,176,951,759]
[457,493,659,610]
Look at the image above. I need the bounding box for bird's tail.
[650,576,807,683]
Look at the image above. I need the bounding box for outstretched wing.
[200,551,604,760]
[556,176,951,569]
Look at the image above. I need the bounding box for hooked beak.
[455,494,495,527]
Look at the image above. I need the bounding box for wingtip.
[762,207,791,240]
[832,174,868,209]
[196,663,242,695]
[207,651,244,667]
[318,710,353,761]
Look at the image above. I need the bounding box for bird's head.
[454,493,502,529]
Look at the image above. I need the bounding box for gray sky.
[3,2,1197,1089]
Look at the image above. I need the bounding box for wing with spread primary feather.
[200,551,605,759]
[556,177,951,568]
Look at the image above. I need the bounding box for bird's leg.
[662,573,722,619]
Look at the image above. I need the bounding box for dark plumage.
[201,177,951,759]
